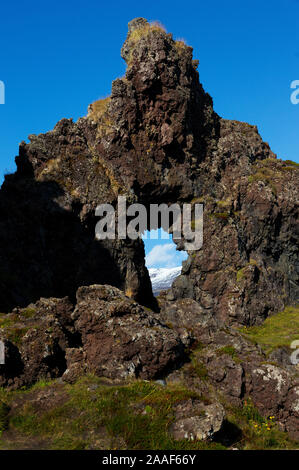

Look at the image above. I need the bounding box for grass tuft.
[241,305,299,355]
[216,345,240,362]
[225,398,298,450]
[126,22,166,65]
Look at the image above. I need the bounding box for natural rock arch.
[0,18,298,326]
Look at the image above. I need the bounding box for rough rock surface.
[0,297,73,389]
[0,285,185,388]
[170,399,225,441]
[70,284,184,380]
[162,302,299,440]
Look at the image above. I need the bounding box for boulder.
[0,297,73,389]
[72,285,185,380]
[170,399,225,441]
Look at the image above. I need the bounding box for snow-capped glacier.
[148,266,182,295]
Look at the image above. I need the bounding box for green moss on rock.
[241,305,299,355]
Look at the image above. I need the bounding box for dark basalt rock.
[0,285,185,388]
[70,284,185,380]
[163,304,299,440]
[0,119,155,312]
[0,297,73,389]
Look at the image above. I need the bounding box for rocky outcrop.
[0,297,73,389]
[0,118,155,312]
[1,286,297,440]
[0,18,297,325]
[170,399,225,441]
[69,284,184,380]
[169,153,299,325]
[246,364,299,440]
[0,285,185,389]
[162,301,299,440]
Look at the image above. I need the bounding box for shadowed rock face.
[0,17,298,323]
[0,119,155,312]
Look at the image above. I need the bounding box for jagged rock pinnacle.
[121,18,150,62]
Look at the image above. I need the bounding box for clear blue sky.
[0,0,298,266]
[143,229,188,269]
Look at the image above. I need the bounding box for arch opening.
[142,228,188,296]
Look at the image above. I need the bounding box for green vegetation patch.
[248,167,277,195]
[5,327,29,345]
[0,377,223,450]
[0,315,30,344]
[88,97,111,124]
[236,259,258,283]
[0,376,297,450]
[248,158,298,194]
[126,22,166,65]
[0,315,16,329]
[216,345,240,362]
[189,360,208,380]
[0,309,38,346]
[20,308,36,319]
[0,319,30,344]
[280,166,298,172]
[174,39,188,56]
[283,160,299,167]
[236,267,246,282]
[187,346,209,381]
[225,398,298,450]
[241,305,299,355]
[216,199,232,210]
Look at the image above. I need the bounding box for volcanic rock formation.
[0,18,298,443]
[0,18,297,324]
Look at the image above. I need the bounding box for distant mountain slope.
[149,266,181,295]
